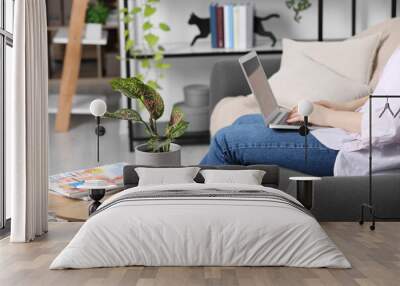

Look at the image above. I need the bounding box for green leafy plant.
[120,0,171,91]
[105,77,189,153]
[286,0,312,23]
[86,1,110,24]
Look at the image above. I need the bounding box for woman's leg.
[232,114,265,125]
[200,117,338,176]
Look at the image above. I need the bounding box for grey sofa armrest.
[209,56,281,116]
[312,174,400,221]
[279,167,400,221]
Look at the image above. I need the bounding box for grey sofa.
[209,57,400,221]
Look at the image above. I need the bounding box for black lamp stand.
[94,116,106,162]
[296,116,314,210]
[87,117,107,215]
[299,115,310,166]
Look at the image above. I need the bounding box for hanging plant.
[286,0,312,23]
[120,0,171,91]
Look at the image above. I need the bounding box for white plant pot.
[135,143,181,166]
[85,23,102,40]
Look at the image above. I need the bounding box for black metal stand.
[359,94,400,231]
[88,188,106,215]
[296,181,314,210]
[359,95,376,230]
[94,116,106,162]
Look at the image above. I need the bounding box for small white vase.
[85,23,102,40]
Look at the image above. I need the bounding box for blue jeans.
[201,114,338,176]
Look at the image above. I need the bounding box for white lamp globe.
[90,99,107,117]
[298,100,314,117]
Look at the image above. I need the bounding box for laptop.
[239,51,302,130]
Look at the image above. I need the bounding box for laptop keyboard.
[275,113,302,126]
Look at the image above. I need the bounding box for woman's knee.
[213,126,229,147]
[233,114,264,125]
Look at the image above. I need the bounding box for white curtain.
[8,0,49,242]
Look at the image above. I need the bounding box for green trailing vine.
[120,0,171,91]
[286,0,312,23]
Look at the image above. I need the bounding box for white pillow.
[135,167,200,186]
[270,51,370,109]
[281,34,382,85]
[200,169,266,185]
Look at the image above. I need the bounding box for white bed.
[50,183,350,269]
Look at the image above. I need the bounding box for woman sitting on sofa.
[201,48,400,177]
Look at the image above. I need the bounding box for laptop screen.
[241,53,278,121]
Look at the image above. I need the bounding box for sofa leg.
[359,203,376,231]
[359,205,364,225]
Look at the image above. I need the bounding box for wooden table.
[48,192,116,222]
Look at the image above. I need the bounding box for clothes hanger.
[379,98,395,118]
[394,106,400,118]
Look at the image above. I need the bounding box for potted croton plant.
[105,77,189,166]
[85,1,109,40]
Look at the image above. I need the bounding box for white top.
[311,48,400,176]
[289,177,322,181]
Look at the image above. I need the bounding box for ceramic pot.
[135,143,181,166]
[85,23,102,40]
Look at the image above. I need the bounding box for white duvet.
[50,183,350,269]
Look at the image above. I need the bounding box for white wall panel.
[5,44,11,219]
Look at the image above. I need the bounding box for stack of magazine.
[49,162,128,200]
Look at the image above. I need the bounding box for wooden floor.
[1,222,400,286]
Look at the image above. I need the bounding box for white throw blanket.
[50,183,350,269]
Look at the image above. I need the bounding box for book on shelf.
[209,2,254,50]
[238,3,254,49]
[233,5,240,49]
[217,6,225,48]
[210,3,218,48]
[223,4,234,49]
[49,162,128,200]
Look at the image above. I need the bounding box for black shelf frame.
[125,0,398,152]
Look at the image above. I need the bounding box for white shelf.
[48,94,107,115]
[52,27,108,46]
[131,38,347,59]
[133,41,282,58]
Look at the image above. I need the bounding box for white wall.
[5,0,13,33]
[125,0,397,123]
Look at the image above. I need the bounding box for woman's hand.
[287,103,332,127]
[287,102,363,133]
